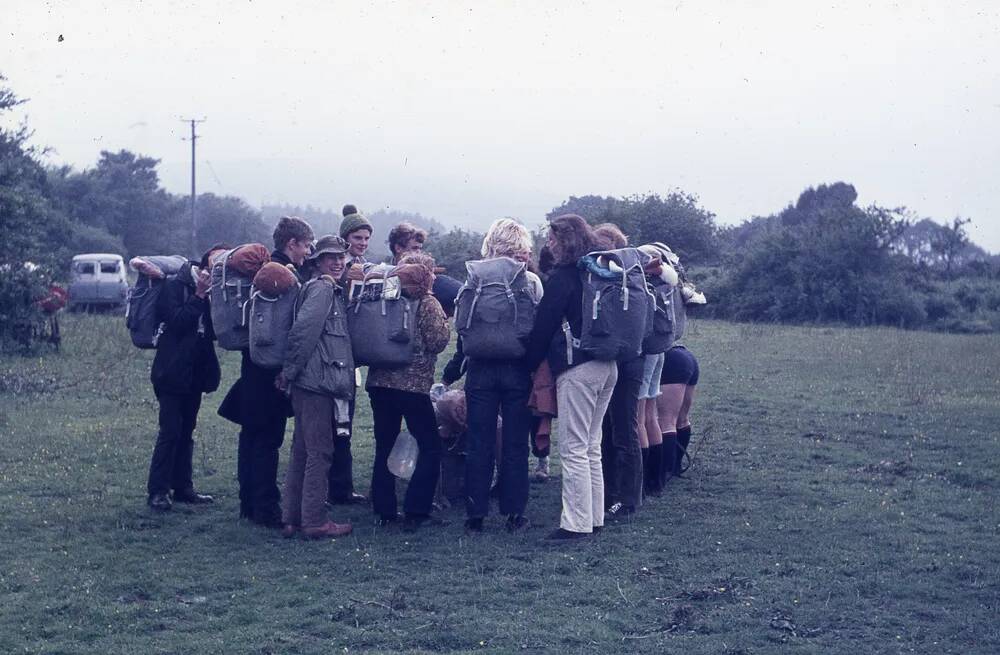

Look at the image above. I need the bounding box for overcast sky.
[5,1,999,251]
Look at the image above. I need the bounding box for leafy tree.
[548,191,719,264]
[195,193,271,253]
[930,217,972,278]
[424,228,484,281]
[711,183,914,326]
[52,150,184,257]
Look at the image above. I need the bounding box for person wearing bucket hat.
[218,216,313,528]
[277,234,355,539]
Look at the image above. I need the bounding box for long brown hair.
[548,214,600,266]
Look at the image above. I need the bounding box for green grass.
[1,315,998,654]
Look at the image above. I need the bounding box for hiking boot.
[531,457,550,483]
[543,528,590,543]
[506,515,529,533]
[148,493,172,512]
[464,517,484,534]
[173,489,214,504]
[302,521,353,539]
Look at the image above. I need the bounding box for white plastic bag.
[387,430,419,480]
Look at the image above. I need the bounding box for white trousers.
[555,359,618,533]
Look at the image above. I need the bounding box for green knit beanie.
[339,213,373,239]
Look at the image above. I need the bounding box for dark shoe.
[506,515,529,533]
[328,492,368,506]
[173,490,214,504]
[403,514,446,533]
[592,525,603,535]
[148,493,172,512]
[302,521,353,539]
[251,505,283,529]
[464,517,484,534]
[606,502,636,521]
[280,524,299,539]
[375,513,402,527]
[543,528,590,543]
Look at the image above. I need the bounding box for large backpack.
[642,275,676,355]
[347,267,420,368]
[248,280,301,369]
[209,246,258,351]
[577,248,654,362]
[454,257,536,360]
[125,255,187,349]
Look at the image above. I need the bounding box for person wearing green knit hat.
[339,204,373,264]
[327,204,372,507]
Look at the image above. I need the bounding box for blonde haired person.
[442,218,541,533]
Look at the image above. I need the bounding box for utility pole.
[180,118,206,256]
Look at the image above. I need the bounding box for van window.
[100,262,120,274]
[77,262,96,275]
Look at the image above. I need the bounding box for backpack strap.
[561,320,580,366]
[465,280,484,330]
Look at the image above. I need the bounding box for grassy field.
[1,315,998,654]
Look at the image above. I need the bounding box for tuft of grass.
[1,315,998,654]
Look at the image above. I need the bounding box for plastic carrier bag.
[387,430,419,480]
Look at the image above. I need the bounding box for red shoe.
[281,524,299,539]
[302,521,353,539]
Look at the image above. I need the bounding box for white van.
[68,253,128,312]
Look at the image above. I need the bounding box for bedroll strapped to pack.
[347,266,420,368]
[575,247,654,362]
[454,257,536,360]
[642,275,676,355]
[210,245,270,351]
[248,266,301,369]
[125,255,187,349]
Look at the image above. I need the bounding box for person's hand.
[275,372,288,392]
[194,268,211,298]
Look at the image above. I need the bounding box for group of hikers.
[138,206,704,543]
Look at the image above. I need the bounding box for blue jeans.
[464,360,532,519]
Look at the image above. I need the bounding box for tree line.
[2,74,998,351]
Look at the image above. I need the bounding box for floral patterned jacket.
[365,295,450,394]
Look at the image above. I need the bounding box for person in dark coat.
[218,217,316,527]
[146,247,227,511]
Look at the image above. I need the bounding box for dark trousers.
[601,357,644,508]
[465,361,532,519]
[237,416,286,521]
[530,416,549,459]
[327,399,356,500]
[368,387,442,519]
[148,391,201,496]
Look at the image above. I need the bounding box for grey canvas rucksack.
[454,257,537,360]
[347,266,420,368]
[642,275,676,355]
[248,280,301,369]
[575,248,654,362]
[209,247,255,351]
[125,255,187,349]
